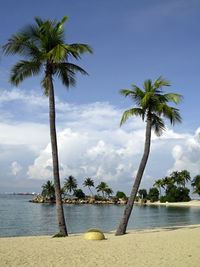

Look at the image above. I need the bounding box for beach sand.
[0,224,200,267]
[143,199,200,207]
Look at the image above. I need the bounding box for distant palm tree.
[96,182,109,198]
[83,178,94,196]
[105,187,113,198]
[41,180,55,200]
[163,176,174,187]
[179,170,191,187]
[191,175,200,195]
[170,170,191,188]
[138,189,147,199]
[116,76,182,236]
[3,16,92,236]
[153,179,164,198]
[64,176,77,194]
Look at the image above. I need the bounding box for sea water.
[0,194,200,237]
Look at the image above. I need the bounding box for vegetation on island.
[137,170,192,203]
[115,76,182,236]
[39,169,199,205]
[39,177,116,203]
[3,16,92,236]
[191,175,200,196]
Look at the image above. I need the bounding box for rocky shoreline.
[29,195,128,205]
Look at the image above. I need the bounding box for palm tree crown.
[64,175,77,194]
[3,16,92,90]
[120,76,182,136]
[96,182,109,198]
[83,178,94,196]
[41,180,55,200]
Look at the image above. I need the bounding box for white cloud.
[168,128,200,176]
[11,161,22,175]
[0,88,200,193]
[0,122,49,152]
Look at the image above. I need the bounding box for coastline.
[0,224,199,267]
[137,199,200,207]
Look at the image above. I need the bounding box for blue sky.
[0,0,200,194]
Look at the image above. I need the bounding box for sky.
[0,0,200,195]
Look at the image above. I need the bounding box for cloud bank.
[0,88,199,193]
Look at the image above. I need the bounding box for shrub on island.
[147,187,159,202]
[116,191,127,200]
[73,189,85,199]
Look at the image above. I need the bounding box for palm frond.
[120,107,145,126]
[154,76,171,89]
[40,76,50,96]
[47,44,68,62]
[120,86,145,105]
[70,43,93,54]
[66,43,93,60]
[140,91,154,108]
[3,34,42,61]
[164,93,183,104]
[55,16,69,32]
[10,60,42,85]
[157,104,182,125]
[144,79,152,92]
[151,114,166,136]
[53,62,88,88]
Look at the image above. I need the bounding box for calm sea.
[0,194,200,237]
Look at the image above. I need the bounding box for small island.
[30,171,200,206]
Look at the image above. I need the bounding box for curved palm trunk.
[48,73,68,236]
[115,117,152,235]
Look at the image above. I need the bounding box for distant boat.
[13,193,37,196]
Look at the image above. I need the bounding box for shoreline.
[0,224,199,266]
[30,196,200,207]
[138,199,200,207]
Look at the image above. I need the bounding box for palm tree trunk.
[115,117,152,235]
[89,187,93,196]
[48,72,68,236]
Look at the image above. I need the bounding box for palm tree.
[41,180,55,200]
[96,182,109,198]
[170,170,191,188]
[105,187,113,198]
[3,16,92,236]
[153,179,164,198]
[191,175,200,195]
[115,76,182,235]
[138,189,147,199]
[64,175,77,194]
[179,170,191,187]
[83,178,94,196]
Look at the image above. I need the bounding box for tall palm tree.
[3,16,92,236]
[96,182,109,198]
[64,175,77,194]
[83,178,94,196]
[115,76,182,235]
[41,180,55,200]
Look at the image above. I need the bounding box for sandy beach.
[0,224,200,267]
[141,199,200,207]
